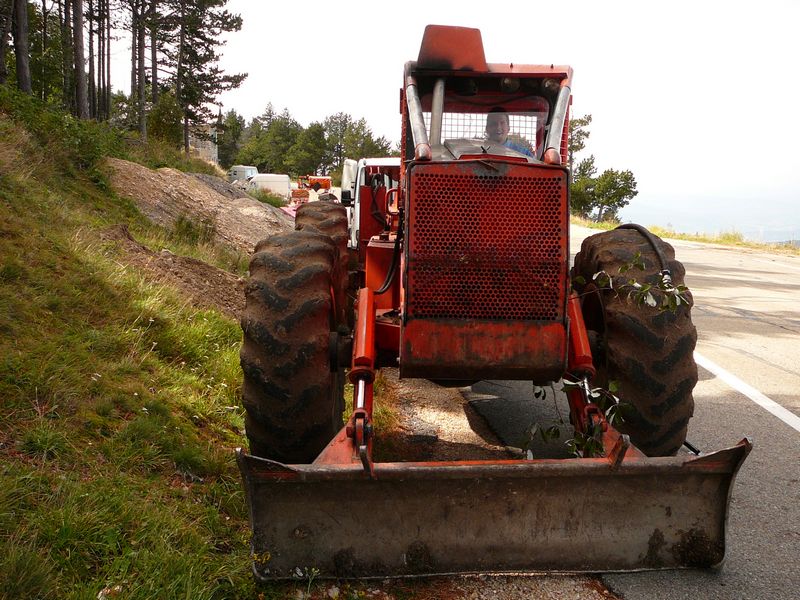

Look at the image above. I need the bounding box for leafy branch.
[523,380,633,458]
[561,379,634,430]
[566,426,604,458]
[574,251,692,313]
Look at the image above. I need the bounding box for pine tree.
[72,0,88,117]
[167,0,245,154]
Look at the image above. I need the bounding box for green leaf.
[544,426,561,441]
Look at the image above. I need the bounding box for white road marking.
[695,351,800,433]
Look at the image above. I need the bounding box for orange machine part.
[358,185,389,262]
[365,237,399,310]
[567,292,596,379]
[416,25,488,71]
[400,159,570,381]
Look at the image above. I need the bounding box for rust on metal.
[400,319,567,380]
[416,25,488,71]
[399,159,569,380]
[237,439,751,579]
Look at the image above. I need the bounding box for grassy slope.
[0,90,273,599]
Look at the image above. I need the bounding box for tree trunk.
[13,0,32,94]
[104,0,109,118]
[177,0,187,153]
[88,0,95,117]
[183,114,189,156]
[129,1,136,103]
[0,0,11,85]
[72,0,88,118]
[174,0,183,99]
[97,0,103,118]
[137,0,146,141]
[149,0,157,104]
[41,0,48,100]
[61,0,74,112]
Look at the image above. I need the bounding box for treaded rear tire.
[572,228,698,456]
[295,201,350,328]
[240,228,344,463]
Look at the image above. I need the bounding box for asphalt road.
[467,226,800,599]
[600,230,800,600]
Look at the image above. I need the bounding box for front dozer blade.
[237,439,750,579]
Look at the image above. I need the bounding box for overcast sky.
[204,1,800,241]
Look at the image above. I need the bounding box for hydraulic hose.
[375,210,404,295]
[615,223,670,275]
[370,176,386,227]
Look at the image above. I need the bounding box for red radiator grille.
[405,163,568,321]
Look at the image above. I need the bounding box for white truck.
[226,165,258,183]
[247,173,292,199]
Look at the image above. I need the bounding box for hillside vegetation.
[0,89,508,600]
[0,88,272,599]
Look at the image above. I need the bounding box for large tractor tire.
[572,227,698,456]
[240,226,347,463]
[296,200,352,328]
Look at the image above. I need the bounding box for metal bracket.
[354,414,375,478]
[607,434,630,469]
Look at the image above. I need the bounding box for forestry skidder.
[238,25,750,579]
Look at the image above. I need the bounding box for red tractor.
[237,25,749,579]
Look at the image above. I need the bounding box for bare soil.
[101,161,618,599]
[376,370,514,462]
[105,157,292,255]
[98,224,245,320]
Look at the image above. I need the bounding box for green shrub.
[0,86,123,173]
[123,134,220,175]
[148,92,183,146]
[249,188,287,208]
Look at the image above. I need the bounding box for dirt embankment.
[101,158,293,320]
[99,224,246,320]
[105,157,292,256]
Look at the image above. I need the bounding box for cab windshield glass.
[423,96,550,158]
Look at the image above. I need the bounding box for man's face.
[485,112,510,143]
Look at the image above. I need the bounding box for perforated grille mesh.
[406,164,567,321]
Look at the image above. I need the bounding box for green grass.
[646,224,745,245]
[123,134,222,176]
[249,188,288,208]
[0,90,304,599]
[0,89,399,598]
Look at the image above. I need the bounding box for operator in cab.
[485,107,534,157]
